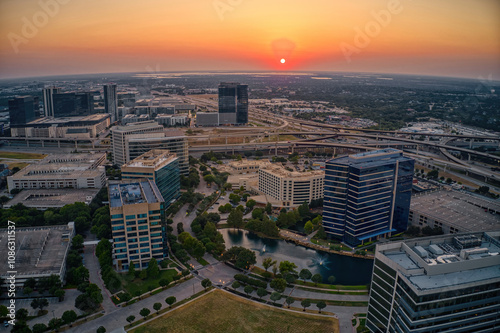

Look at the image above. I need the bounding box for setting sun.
[280,58,286,64]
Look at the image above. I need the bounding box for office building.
[323,149,414,247]
[196,112,219,127]
[409,190,500,234]
[111,121,164,166]
[104,84,118,122]
[10,113,110,139]
[366,231,500,333]
[43,86,61,117]
[109,180,166,271]
[111,122,188,174]
[53,92,94,117]
[9,96,36,125]
[257,164,324,208]
[218,82,248,125]
[4,188,100,210]
[121,149,180,207]
[7,152,106,191]
[0,223,75,287]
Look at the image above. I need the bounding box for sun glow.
[280,58,286,64]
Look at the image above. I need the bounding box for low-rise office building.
[7,153,106,191]
[409,190,500,233]
[10,114,110,139]
[257,164,324,208]
[121,149,180,207]
[367,231,500,333]
[109,180,166,271]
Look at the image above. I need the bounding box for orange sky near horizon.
[0,0,499,79]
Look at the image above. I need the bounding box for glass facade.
[323,149,414,247]
[218,82,248,124]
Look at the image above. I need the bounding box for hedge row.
[234,274,268,289]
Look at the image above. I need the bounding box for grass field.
[131,290,339,333]
[120,269,179,296]
[0,151,47,159]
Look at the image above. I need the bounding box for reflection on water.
[220,228,373,285]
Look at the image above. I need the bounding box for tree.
[126,315,135,324]
[227,209,243,229]
[62,310,77,326]
[311,273,323,286]
[32,323,48,333]
[328,275,336,285]
[71,234,84,250]
[16,308,29,322]
[246,199,256,210]
[203,174,216,184]
[153,302,162,314]
[24,277,37,290]
[48,318,63,331]
[223,246,257,269]
[256,287,267,299]
[176,222,184,234]
[299,269,312,282]
[317,301,326,313]
[446,177,453,184]
[265,202,272,214]
[285,273,296,285]
[0,305,8,317]
[232,281,241,289]
[244,285,254,296]
[285,296,295,308]
[97,326,106,333]
[270,278,287,293]
[301,299,311,311]
[270,292,281,305]
[427,169,439,179]
[23,287,33,297]
[304,221,314,234]
[159,278,170,289]
[229,193,241,205]
[31,298,49,313]
[54,289,65,302]
[165,296,176,308]
[279,261,297,275]
[147,258,160,279]
[201,278,212,291]
[128,262,136,277]
[262,257,276,272]
[139,308,151,320]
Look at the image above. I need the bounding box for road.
[65,278,204,333]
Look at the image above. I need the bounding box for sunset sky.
[0,0,499,79]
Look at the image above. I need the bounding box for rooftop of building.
[410,190,500,232]
[111,120,163,132]
[122,149,177,169]
[10,153,106,180]
[3,188,100,209]
[126,130,186,141]
[327,148,412,168]
[379,231,500,292]
[109,180,163,208]
[26,113,110,125]
[260,164,324,179]
[0,223,74,278]
[229,159,271,168]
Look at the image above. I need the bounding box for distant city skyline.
[0,0,499,79]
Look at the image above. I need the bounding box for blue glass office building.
[323,149,414,247]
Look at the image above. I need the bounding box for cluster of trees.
[90,206,111,240]
[65,235,89,287]
[125,295,178,326]
[304,215,323,234]
[245,209,280,238]
[166,190,204,216]
[75,283,104,312]
[190,214,226,256]
[180,167,200,189]
[95,239,123,293]
[223,246,257,269]
[177,232,206,259]
[200,151,232,163]
[20,275,65,303]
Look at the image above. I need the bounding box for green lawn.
[131,290,339,333]
[0,151,47,159]
[120,269,178,296]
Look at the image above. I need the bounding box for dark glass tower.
[218,82,248,125]
[9,96,36,125]
[323,149,414,247]
[53,92,94,117]
[104,84,118,122]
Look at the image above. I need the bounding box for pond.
[220,228,374,285]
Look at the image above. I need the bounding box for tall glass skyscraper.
[104,84,118,122]
[323,149,414,247]
[9,96,36,125]
[218,82,248,125]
